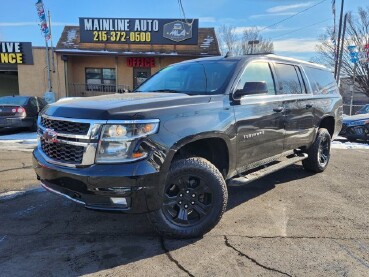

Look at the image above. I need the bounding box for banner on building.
[79,18,199,45]
[0,42,34,65]
[35,0,50,41]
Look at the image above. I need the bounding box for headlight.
[96,120,159,163]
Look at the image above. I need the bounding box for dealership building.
[0,18,221,99]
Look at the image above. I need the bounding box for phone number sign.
[79,18,198,45]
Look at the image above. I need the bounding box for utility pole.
[336,13,348,87]
[48,10,55,73]
[349,63,357,116]
[334,0,345,80]
[45,39,52,91]
[248,40,259,54]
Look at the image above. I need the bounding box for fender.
[160,132,237,178]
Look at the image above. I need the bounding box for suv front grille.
[41,138,84,164]
[41,116,90,135]
[38,115,99,166]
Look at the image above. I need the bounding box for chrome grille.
[41,116,90,135]
[38,115,102,166]
[41,138,84,164]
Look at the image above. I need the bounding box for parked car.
[355,104,369,115]
[33,54,342,238]
[340,114,369,142]
[0,96,47,131]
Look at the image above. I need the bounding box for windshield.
[0,96,28,106]
[136,60,238,95]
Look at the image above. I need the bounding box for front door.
[233,61,285,173]
[133,68,151,89]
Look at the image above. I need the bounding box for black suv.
[33,54,343,238]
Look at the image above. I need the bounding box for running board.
[228,153,308,187]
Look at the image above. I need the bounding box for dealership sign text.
[79,18,198,45]
[0,42,33,65]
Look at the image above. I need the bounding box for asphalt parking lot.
[0,146,369,277]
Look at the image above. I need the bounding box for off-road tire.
[302,128,331,173]
[147,157,228,239]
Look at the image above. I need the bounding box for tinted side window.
[37,98,47,108]
[29,98,37,107]
[237,62,276,95]
[274,63,303,94]
[303,66,337,95]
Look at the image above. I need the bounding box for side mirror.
[234,81,268,99]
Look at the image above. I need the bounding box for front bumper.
[340,124,369,141]
[33,147,166,213]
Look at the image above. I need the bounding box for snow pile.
[0,131,37,152]
[0,131,37,142]
[200,35,215,49]
[63,29,78,47]
[331,140,369,150]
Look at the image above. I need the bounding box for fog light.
[110,197,127,205]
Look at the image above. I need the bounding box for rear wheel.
[303,128,331,173]
[148,157,228,239]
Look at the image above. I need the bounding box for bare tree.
[241,27,274,55]
[217,25,274,56]
[314,6,369,96]
[217,25,242,55]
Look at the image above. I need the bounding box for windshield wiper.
[150,89,182,93]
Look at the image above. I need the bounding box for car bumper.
[340,124,369,141]
[33,147,166,213]
[0,117,33,129]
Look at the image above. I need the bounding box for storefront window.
[85,68,116,91]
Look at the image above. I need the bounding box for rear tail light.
[17,107,25,113]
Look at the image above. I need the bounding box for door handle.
[305,104,313,109]
[273,106,284,113]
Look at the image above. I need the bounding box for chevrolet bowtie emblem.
[43,128,58,143]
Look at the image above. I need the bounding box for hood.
[43,92,213,120]
[343,113,369,123]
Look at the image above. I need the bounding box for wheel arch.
[318,115,335,137]
[161,133,234,179]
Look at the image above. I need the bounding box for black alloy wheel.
[162,174,213,227]
[148,157,228,238]
[303,128,331,173]
[318,134,330,167]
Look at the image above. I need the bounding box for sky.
[0,0,365,61]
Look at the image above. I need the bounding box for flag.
[35,0,50,41]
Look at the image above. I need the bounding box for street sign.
[348,44,369,64]
[347,45,359,64]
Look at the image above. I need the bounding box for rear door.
[233,61,285,172]
[273,63,315,150]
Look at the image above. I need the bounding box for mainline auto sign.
[0,42,33,65]
[79,18,199,45]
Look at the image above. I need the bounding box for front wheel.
[148,157,228,239]
[302,128,331,173]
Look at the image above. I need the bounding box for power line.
[260,0,329,32]
[177,0,195,25]
[271,18,331,40]
[178,0,187,21]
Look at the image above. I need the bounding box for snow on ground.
[0,131,37,142]
[0,131,37,152]
[332,140,369,149]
